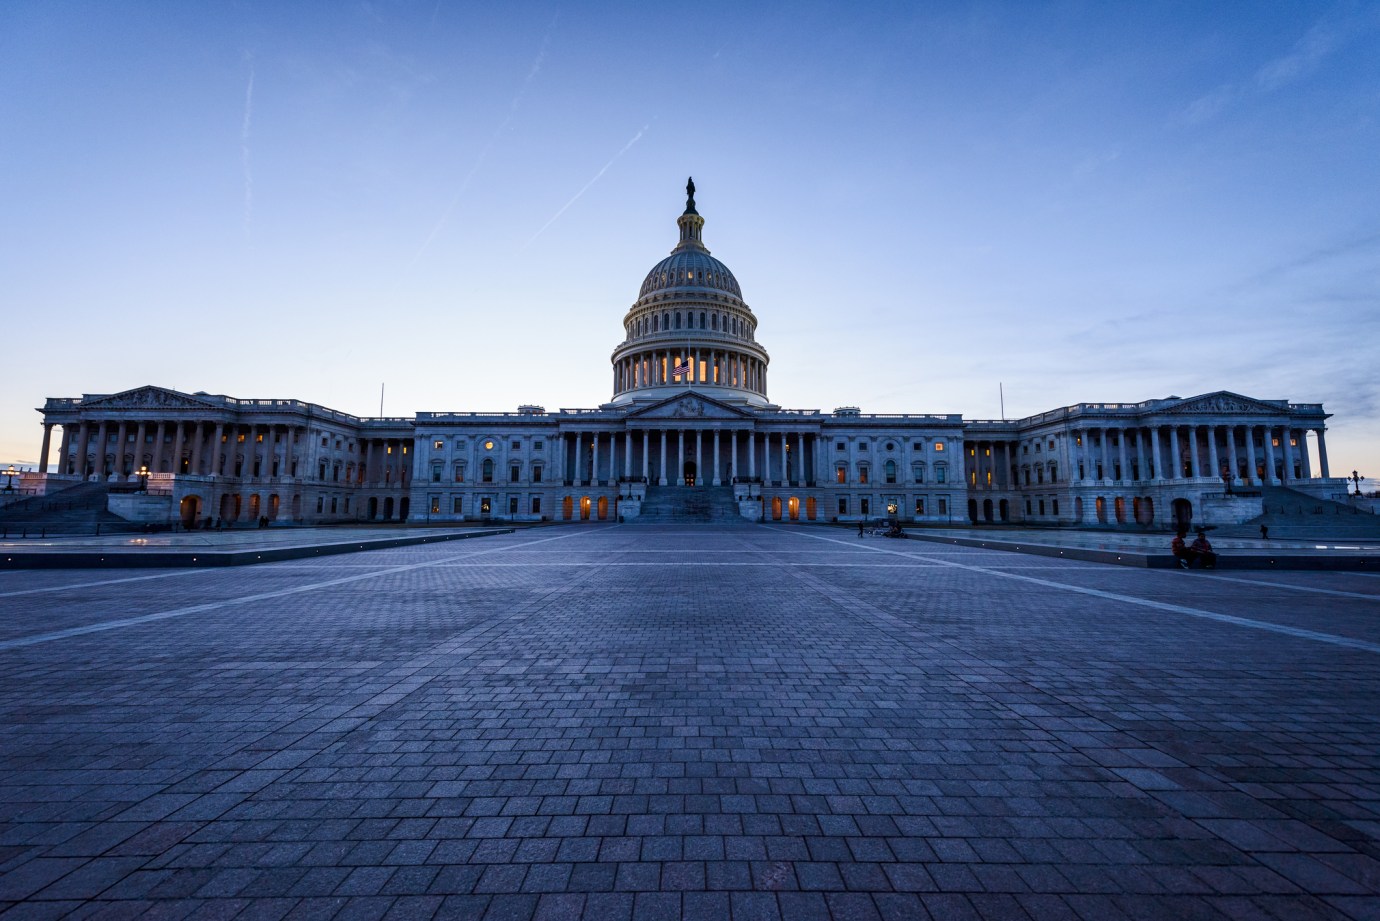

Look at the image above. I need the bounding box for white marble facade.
[28,183,1343,529]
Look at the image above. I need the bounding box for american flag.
[672,361,693,377]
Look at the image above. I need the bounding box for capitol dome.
[639,250,742,299]
[610,178,770,408]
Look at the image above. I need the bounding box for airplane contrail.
[525,124,649,248]
[241,53,255,239]
[408,13,559,269]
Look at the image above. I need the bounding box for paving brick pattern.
[1,524,1378,919]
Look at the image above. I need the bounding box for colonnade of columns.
[1072,422,1328,486]
[559,429,818,487]
[44,419,369,482]
[612,348,767,396]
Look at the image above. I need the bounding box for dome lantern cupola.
[610,179,771,407]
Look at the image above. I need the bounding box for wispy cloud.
[524,124,650,248]
[1183,12,1364,124]
[241,52,255,240]
[408,13,559,269]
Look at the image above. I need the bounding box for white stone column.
[642,430,650,481]
[1226,425,1240,483]
[695,430,703,485]
[1245,426,1258,485]
[1168,426,1180,480]
[797,433,805,484]
[713,429,721,485]
[1262,427,1276,484]
[1300,431,1312,478]
[1116,427,1128,483]
[1317,429,1330,478]
[659,430,667,486]
[731,430,739,480]
[592,432,601,486]
[38,423,53,474]
[624,430,632,478]
[1150,426,1164,481]
[1206,425,1220,480]
[764,432,772,485]
[748,430,756,479]
[676,430,685,485]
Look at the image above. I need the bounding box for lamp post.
[1221,470,1233,496]
[1354,470,1365,496]
[137,464,150,493]
[2,464,18,493]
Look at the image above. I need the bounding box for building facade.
[23,182,1342,530]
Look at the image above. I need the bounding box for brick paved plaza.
[1,525,1378,920]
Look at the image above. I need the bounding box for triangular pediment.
[1165,391,1285,415]
[82,385,222,412]
[626,392,756,421]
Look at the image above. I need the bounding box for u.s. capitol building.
[26,182,1341,531]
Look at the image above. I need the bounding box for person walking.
[857,519,865,538]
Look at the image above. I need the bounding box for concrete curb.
[906,533,1380,571]
[0,528,516,570]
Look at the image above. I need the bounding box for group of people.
[1171,529,1218,569]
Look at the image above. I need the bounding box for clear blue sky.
[3,2,1378,480]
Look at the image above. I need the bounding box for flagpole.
[999,382,1005,421]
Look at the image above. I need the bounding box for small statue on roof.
[685,176,697,213]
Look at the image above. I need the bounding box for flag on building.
[672,361,693,377]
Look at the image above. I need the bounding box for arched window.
[711,314,718,330]
[884,460,897,484]
[675,312,681,329]
[663,312,670,330]
[653,315,659,332]
[481,458,494,482]
[699,311,706,328]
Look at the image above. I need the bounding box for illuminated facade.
[26,182,1340,529]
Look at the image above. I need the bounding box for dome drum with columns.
[610,178,771,408]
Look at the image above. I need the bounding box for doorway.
[179,496,200,529]
[683,460,696,487]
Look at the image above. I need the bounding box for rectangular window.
[915,498,925,515]
[434,440,444,449]
[531,497,541,514]
[1038,499,1045,515]
[480,497,491,514]
[1052,499,1059,515]
[938,498,947,515]
[511,440,521,451]
[534,440,543,450]
[431,464,442,482]
[430,495,440,514]
[508,496,518,514]
[239,434,247,443]
[859,468,869,484]
[256,434,264,443]
[453,497,463,514]
[510,465,520,482]
[317,497,324,513]
[934,442,944,452]
[330,497,337,513]
[936,467,946,483]
[532,466,542,483]
[861,498,870,515]
[838,497,848,515]
[454,464,464,483]
[836,465,846,484]
[859,442,869,450]
[913,441,923,450]
[836,442,846,452]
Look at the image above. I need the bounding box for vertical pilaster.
[731,430,739,480]
[659,430,667,485]
[696,430,703,485]
[1206,425,1219,480]
[1317,429,1330,478]
[1116,427,1128,483]
[592,432,600,487]
[642,430,650,481]
[1168,426,1180,480]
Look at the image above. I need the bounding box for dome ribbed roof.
[639,251,741,299]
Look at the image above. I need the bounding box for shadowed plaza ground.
[1,524,1378,920]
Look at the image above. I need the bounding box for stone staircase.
[633,485,742,523]
[1214,485,1380,540]
[0,481,138,535]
